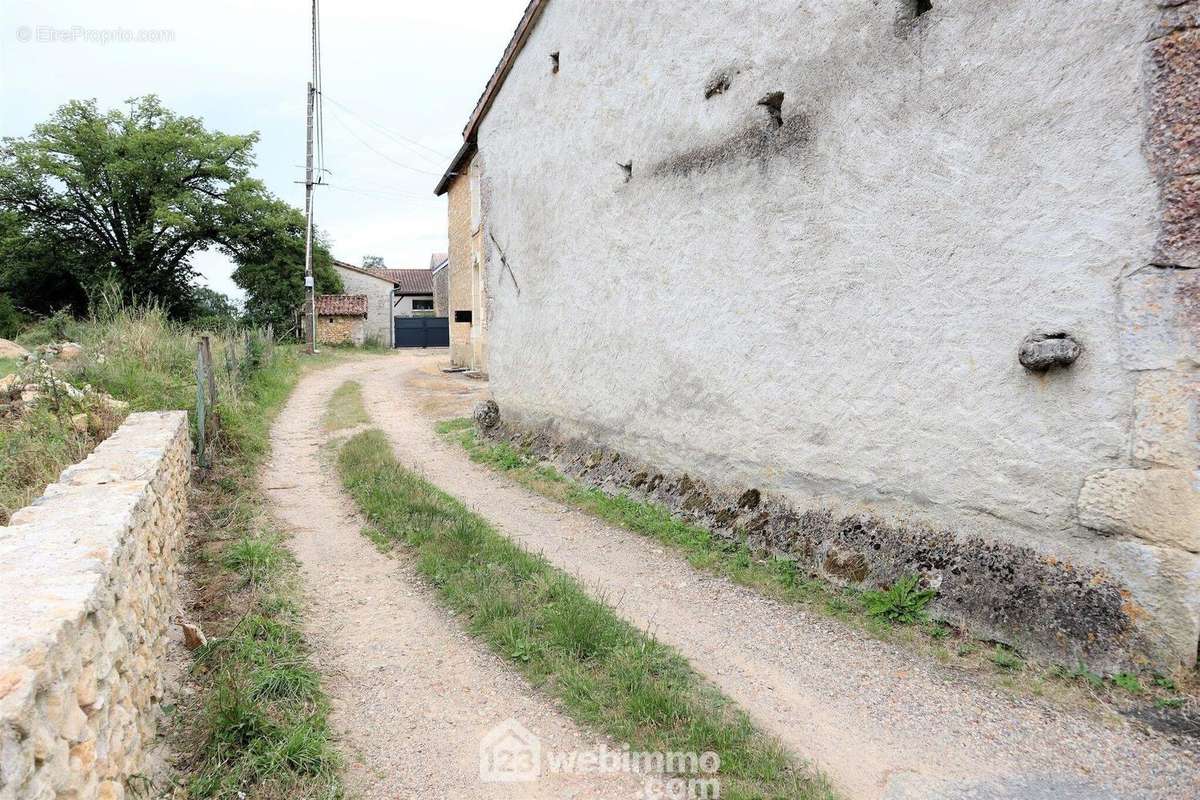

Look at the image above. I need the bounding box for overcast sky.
[0,0,528,302]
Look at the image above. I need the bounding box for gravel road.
[350,351,1200,800]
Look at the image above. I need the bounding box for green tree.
[0,293,25,339]
[0,95,316,321]
[188,286,240,330]
[228,195,341,335]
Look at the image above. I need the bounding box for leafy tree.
[0,293,25,339]
[228,195,341,335]
[0,95,318,321]
[362,255,385,268]
[188,286,239,330]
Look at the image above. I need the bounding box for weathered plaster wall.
[0,412,191,799]
[476,1,1200,666]
[333,264,393,346]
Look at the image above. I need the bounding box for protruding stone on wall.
[1018,331,1082,371]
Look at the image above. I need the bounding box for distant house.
[305,294,367,346]
[369,267,435,317]
[330,259,439,347]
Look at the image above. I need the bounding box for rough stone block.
[1133,372,1199,468]
[1118,267,1200,369]
[1078,467,1200,551]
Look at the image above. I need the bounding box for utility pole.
[304,78,317,354]
[303,0,322,354]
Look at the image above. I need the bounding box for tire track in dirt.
[358,352,1200,800]
[264,355,643,799]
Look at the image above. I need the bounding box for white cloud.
[0,0,528,300]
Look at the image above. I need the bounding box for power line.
[320,92,452,165]
[323,184,440,204]
[324,110,443,177]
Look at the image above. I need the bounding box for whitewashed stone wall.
[476,1,1200,668]
[0,411,190,800]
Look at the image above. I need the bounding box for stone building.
[431,252,450,317]
[435,143,489,372]
[331,260,397,346]
[437,1,1200,670]
[306,294,367,346]
[330,260,438,346]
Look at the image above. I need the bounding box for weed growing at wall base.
[336,428,835,800]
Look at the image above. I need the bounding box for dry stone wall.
[0,411,191,800]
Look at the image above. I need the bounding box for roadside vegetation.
[0,301,342,798]
[337,428,835,800]
[437,419,1199,720]
[182,344,341,800]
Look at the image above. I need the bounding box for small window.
[454,309,472,324]
[550,51,560,74]
[914,0,932,16]
[412,298,434,311]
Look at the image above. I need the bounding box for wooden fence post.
[194,343,207,468]
[200,336,218,442]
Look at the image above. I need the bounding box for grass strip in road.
[336,428,835,800]
[322,380,368,431]
[183,347,342,800]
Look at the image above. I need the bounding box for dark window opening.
[550,51,560,74]
[914,0,932,17]
[454,309,472,324]
[618,161,632,182]
[412,298,434,311]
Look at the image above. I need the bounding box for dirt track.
[270,351,1200,800]
[263,354,641,799]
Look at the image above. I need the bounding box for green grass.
[337,429,834,800]
[862,576,936,624]
[0,357,17,377]
[323,381,368,431]
[183,344,342,799]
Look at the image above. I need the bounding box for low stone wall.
[482,410,1195,674]
[0,411,191,800]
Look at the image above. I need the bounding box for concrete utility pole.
[304,78,317,354]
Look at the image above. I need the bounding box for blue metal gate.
[394,316,449,348]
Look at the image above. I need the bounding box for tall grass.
[1,298,271,522]
[183,342,342,800]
